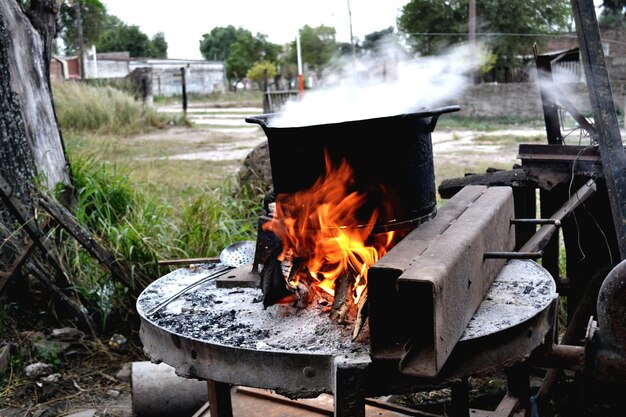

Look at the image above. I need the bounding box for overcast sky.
[99,0,409,60]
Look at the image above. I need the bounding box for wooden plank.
[438,169,528,200]
[0,174,69,285]
[0,218,49,293]
[25,258,96,331]
[37,192,138,296]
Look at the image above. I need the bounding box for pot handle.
[245,114,271,128]
[426,105,461,132]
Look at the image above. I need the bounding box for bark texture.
[0,0,69,196]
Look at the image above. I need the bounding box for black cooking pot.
[245,105,460,229]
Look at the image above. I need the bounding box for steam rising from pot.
[271,37,488,127]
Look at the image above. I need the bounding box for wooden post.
[181,66,188,113]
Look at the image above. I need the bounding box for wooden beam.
[0,174,69,285]
[36,192,138,297]
[0,219,49,293]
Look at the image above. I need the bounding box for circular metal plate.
[219,240,256,267]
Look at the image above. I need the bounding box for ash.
[137,264,368,355]
[460,259,557,340]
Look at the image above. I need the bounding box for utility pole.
[75,0,85,79]
[347,0,356,61]
[296,33,304,96]
[468,0,476,84]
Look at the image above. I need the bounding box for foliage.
[397,0,572,67]
[96,21,166,58]
[58,0,107,55]
[360,27,396,53]
[602,0,626,12]
[179,181,263,258]
[246,61,277,90]
[599,10,625,29]
[285,25,340,79]
[199,25,244,61]
[52,80,181,135]
[225,31,281,89]
[150,32,168,58]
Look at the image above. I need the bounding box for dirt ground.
[0,104,555,417]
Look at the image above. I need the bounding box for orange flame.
[262,151,399,304]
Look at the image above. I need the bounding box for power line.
[402,31,626,46]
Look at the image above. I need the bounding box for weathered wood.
[37,192,137,296]
[0,0,70,192]
[0,174,69,286]
[0,8,37,206]
[352,290,368,341]
[438,169,528,199]
[25,258,95,331]
[0,218,49,293]
[329,271,353,324]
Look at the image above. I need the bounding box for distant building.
[50,50,226,96]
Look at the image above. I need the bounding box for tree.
[150,32,168,58]
[246,60,277,90]
[199,25,243,61]
[1,0,70,202]
[224,30,281,90]
[599,1,626,29]
[361,27,396,53]
[58,0,106,55]
[286,25,340,79]
[96,23,153,57]
[397,0,571,67]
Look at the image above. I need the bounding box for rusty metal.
[571,0,626,259]
[483,251,543,260]
[137,254,556,416]
[519,179,596,253]
[534,344,586,371]
[518,144,604,181]
[510,218,561,227]
[369,186,515,377]
[597,259,626,350]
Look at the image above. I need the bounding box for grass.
[53,80,189,135]
[47,81,556,333]
[45,81,266,333]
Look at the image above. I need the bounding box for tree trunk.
[0,0,70,204]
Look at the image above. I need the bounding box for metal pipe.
[510,218,561,227]
[535,344,586,371]
[484,251,543,260]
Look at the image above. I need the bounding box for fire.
[262,151,398,305]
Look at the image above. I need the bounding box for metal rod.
[145,265,231,316]
[484,251,543,260]
[510,218,561,227]
[520,179,596,253]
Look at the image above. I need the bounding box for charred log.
[329,271,355,324]
[259,246,294,308]
[352,290,369,341]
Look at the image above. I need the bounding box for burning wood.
[258,150,402,323]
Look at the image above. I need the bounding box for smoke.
[270,37,489,127]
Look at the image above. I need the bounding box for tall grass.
[52,80,188,135]
[50,83,265,332]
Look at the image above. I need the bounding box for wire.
[402,31,626,47]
